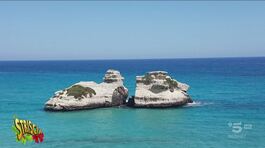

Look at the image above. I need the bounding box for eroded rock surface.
[44,69,128,111]
[133,71,192,108]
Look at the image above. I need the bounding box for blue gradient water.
[0,58,264,148]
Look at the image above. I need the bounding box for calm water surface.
[0,58,264,148]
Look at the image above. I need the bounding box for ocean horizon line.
[0,56,264,62]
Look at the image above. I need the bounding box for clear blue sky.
[0,1,265,60]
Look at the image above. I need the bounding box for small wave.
[184,101,213,107]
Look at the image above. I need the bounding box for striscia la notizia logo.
[12,117,44,144]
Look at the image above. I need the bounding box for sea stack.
[132,71,192,108]
[44,69,128,111]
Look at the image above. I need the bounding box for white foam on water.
[184,101,213,107]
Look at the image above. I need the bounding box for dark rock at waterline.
[127,96,135,107]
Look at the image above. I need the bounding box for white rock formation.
[44,69,128,111]
[133,71,192,108]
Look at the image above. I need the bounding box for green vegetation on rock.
[66,85,96,99]
[165,78,178,92]
[142,74,153,85]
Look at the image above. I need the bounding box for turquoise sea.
[0,58,264,148]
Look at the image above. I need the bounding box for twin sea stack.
[44,70,128,111]
[133,71,192,108]
[44,70,193,111]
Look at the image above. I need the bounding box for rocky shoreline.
[44,69,192,111]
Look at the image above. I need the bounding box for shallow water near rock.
[0,58,265,147]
